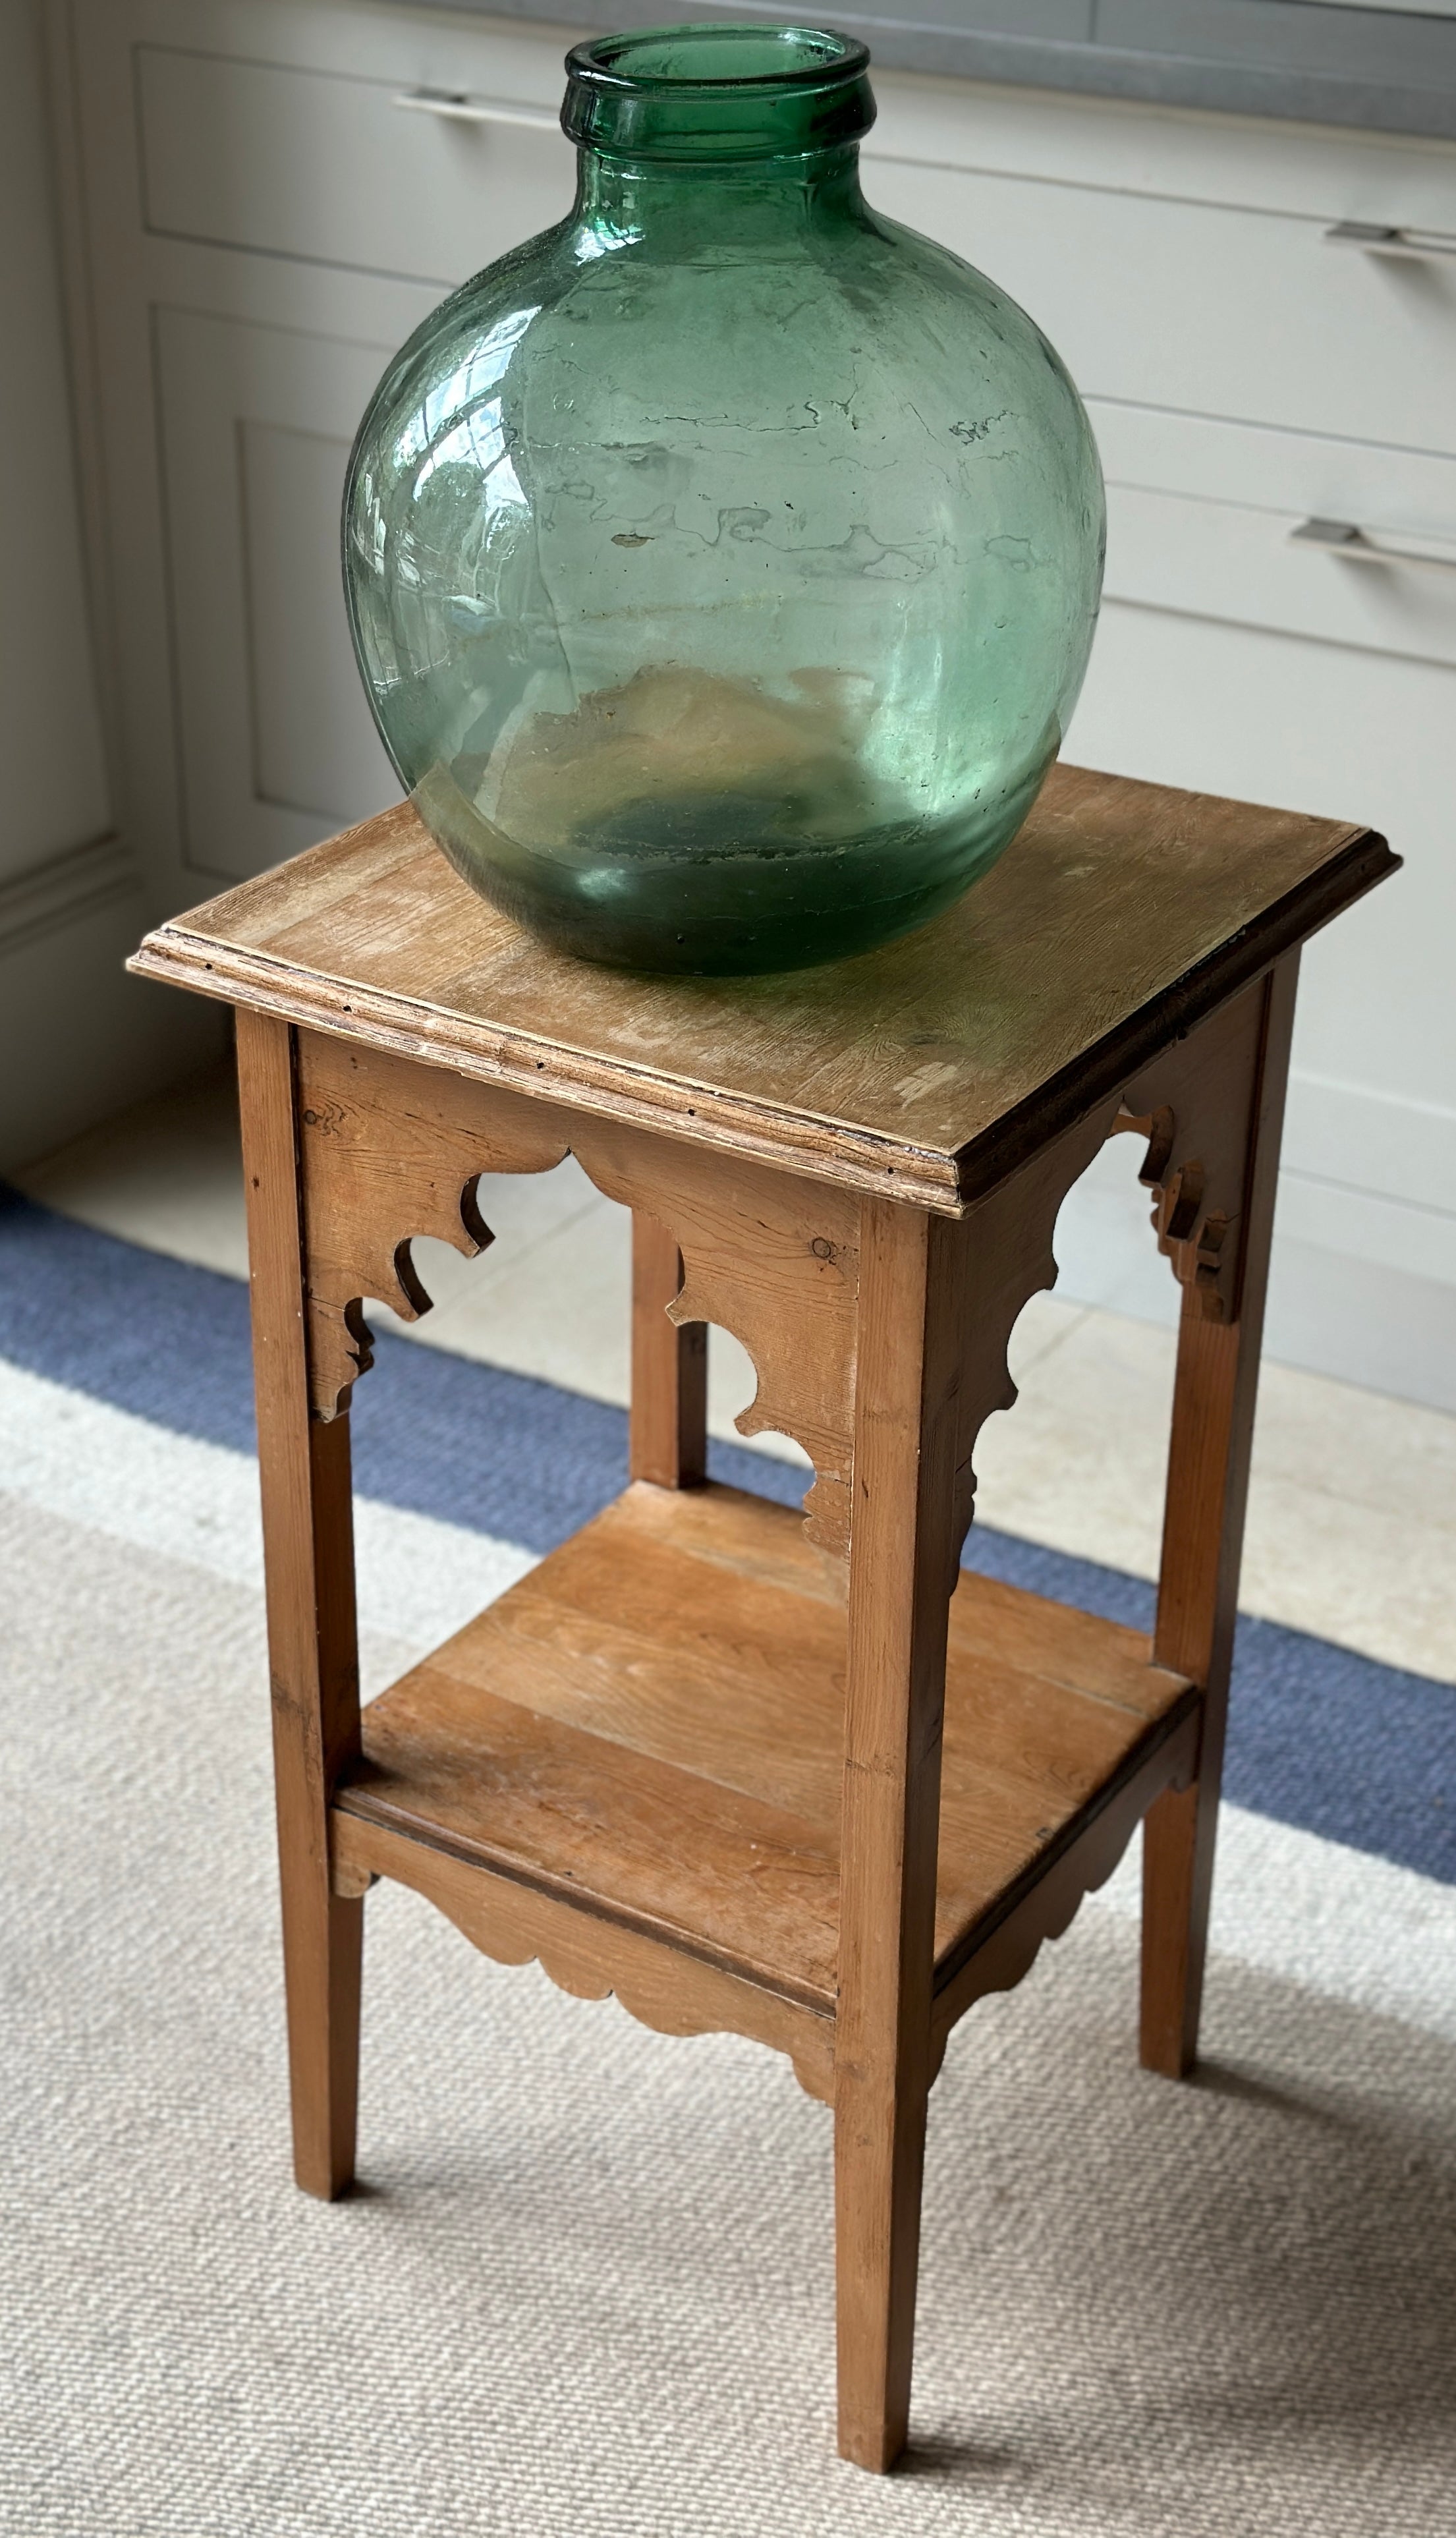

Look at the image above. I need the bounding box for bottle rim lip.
[565,23,871,99]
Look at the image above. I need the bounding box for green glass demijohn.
[343,24,1105,975]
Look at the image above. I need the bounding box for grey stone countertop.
[404,0,1456,145]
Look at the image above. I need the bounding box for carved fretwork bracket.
[295,1032,570,1416]
[293,976,1269,1567]
[569,1119,859,1556]
[941,1102,1125,1573]
[915,976,1269,1579]
[1115,978,1268,1324]
[293,1031,860,1554]
[332,1807,836,2102]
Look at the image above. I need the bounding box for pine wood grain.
[291,1029,860,1547]
[236,1008,363,2200]
[1140,954,1300,2077]
[130,765,1395,1213]
[137,762,1393,2471]
[330,1811,837,2104]
[834,1203,964,2471]
[629,1215,707,1488]
[331,1480,1190,2025]
[1119,974,1268,1322]
[930,1702,1200,2052]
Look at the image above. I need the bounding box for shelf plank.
[336,1484,1194,2017]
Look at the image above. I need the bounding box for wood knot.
[300,1101,344,1136]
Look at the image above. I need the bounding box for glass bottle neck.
[571,143,868,253]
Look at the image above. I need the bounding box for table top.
[131,763,1394,1212]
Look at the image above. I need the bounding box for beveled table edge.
[128,819,1396,1214]
[128,925,963,1210]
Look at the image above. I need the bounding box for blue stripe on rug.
[2,1181,1452,1886]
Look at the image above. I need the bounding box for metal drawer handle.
[1291,517,1456,575]
[392,88,559,133]
[1324,219,1456,262]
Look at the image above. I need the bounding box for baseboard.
[0,882,224,1172]
[1283,1073,1456,1223]
[1263,1237,1456,1415]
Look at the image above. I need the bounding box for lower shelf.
[333,1481,1196,2098]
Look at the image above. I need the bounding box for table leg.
[237,1008,364,2197]
[630,1210,707,1488]
[1141,955,1299,2079]
[835,1202,961,2471]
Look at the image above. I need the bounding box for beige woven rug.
[5,1484,1455,2538]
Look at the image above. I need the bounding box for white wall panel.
[155,308,401,878]
[0,0,110,885]
[1062,602,1456,1399]
[238,419,391,828]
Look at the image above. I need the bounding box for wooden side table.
[132,763,1393,2471]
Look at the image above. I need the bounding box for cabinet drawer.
[1091,405,1456,665]
[137,44,575,287]
[866,154,1456,458]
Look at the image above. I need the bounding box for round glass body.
[343,24,1105,974]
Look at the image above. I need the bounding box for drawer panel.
[866,155,1456,457]
[138,45,575,287]
[139,43,1456,454]
[1091,405,1456,665]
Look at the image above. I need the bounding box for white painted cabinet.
[154,309,401,878]
[0,0,221,1171]
[136,42,573,286]
[1066,604,1456,1397]
[58,0,1456,1401]
[870,152,1456,457]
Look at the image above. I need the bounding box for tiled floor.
[16,1059,1456,1683]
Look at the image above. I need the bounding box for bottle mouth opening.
[571,23,869,91]
[563,22,875,162]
